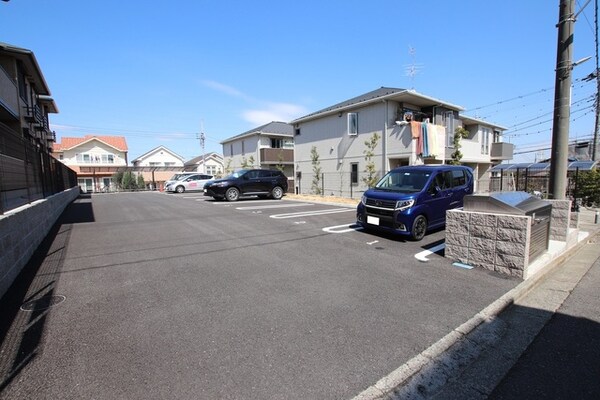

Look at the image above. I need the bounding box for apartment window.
[59,154,64,160]
[444,111,455,147]
[149,162,161,166]
[230,144,233,156]
[295,128,301,136]
[351,163,359,185]
[271,138,283,148]
[493,130,501,143]
[348,113,358,136]
[481,127,490,155]
[164,162,175,166]
[17,62,28,102]
[241,140,245,155]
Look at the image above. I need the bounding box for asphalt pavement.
[354,208,600,399]
[1,193,598,399]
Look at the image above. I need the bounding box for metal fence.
[0,130,77,214]
[478,166,592,204]
[295,171,384,199]
[297,166,596,206]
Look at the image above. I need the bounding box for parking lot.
[0,191,519,399]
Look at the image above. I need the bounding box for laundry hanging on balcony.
[410,120,445,158]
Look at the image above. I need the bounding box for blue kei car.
[356,165,474,241]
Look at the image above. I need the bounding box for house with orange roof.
[54,135,128,192]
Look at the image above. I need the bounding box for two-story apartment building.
[290,87,513,196]
[0,42,57,152]
[221,121,294,185]
[54,135,128,192]
[183,152,224,177]
[0,42,67,210]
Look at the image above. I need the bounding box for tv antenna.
[404,45,424,89]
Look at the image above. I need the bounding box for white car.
[164,172,196,188]
[166,174,213,193]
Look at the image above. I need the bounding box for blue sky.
[2,1,598,163]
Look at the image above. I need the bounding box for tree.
[136,173,145,189]
[224,158,233,175]
[241,155,255,168]
[112,171,124,190]
[310,146,322,195]
[576,169,600,206]
[449,126,470,165]
[362,132,380,188]
[121,171,137,190]
[275,151,285,172]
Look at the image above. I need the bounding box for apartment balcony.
[260,148,293,164]
[491,142,514,161]
[0,67,19,120]
[24,104,44,126]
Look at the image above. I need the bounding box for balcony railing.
[260,148,293,164]
[24,104,44,126]
[0,66,19,119]
[490,142,514,160]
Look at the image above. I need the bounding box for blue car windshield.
[375,170,431,193]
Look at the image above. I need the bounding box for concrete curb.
[352,228,600,400]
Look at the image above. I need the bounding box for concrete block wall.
[547,200,571,241]
[0,187,79,299]
[446,209,532,279]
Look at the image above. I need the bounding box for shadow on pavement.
[0,199,92,394]
[488,307,600,400]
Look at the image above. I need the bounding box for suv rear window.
[452,170,466,186]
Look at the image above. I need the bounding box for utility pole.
[549,0,575,200]
[593,0,600,161]
[199,120,206,174]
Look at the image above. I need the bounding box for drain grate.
[20,295,66,312]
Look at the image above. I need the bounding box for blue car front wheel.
[411,215,427,241]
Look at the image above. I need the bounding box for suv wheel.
[225,187,240,202]
[176,185,185,193]
[270,186,284,200]
[411,215,427,241]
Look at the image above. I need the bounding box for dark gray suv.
[203,169,288,201]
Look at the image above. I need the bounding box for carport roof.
[490,160,597,172]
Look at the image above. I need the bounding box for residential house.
[221,121,294,188]
[0,42,57,152]
[130,146,187,188]
[183,152,224,177]
[290,87,513,197]
[54,135,128,192]
[131,145,184,168]
[0,42,76,212]
[0,43,58,152]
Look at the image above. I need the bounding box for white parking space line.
[236,203,314,210]
[270,208,355,219]
[322,223,363,233]
[414,243,446,262]
[210,199,284,205]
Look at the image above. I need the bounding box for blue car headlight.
[395,199,415,211]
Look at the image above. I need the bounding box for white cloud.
[242,103,308,125]
[200,80,251,100]
[201,79,308,125]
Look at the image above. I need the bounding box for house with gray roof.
[221,121,294,185]
[290,87,513,197]
[184,152,224,177]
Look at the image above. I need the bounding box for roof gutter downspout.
[383,100,388,174]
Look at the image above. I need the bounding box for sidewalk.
[353,207,600,400]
